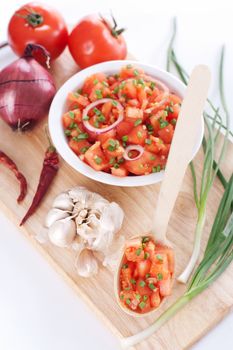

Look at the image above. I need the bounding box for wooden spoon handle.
[151,65,211,241]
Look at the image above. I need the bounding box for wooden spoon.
[114,65,211,317]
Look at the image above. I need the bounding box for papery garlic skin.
[75,249,98,277]
[48,218,76,248]
[45,208,69,228]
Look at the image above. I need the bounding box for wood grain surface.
[0,50,232,350]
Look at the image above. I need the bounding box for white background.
[0,1,233,350]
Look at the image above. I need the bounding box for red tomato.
[136,279,152,296]
[8,2,68,60]
[124,151,156,175]
[158,124,174,143]
[84,141,109,171]
[69,139,90,155]
[111,166,129,177]
[82,73,107,95]
[125,106,143,124]
[97,129,116,144]
[116,121,134,138]
[68,15,127,68]
[150,290,161,308]
[137,259,151,278]
[158,276,172,297]
[128,125,148,146]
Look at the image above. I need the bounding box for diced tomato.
[84,141,109,171]
[166,104,180,121]
[137,85,148,109]
[82,73,107,94]
[120,291,141,311]
[169,94,182,106]
[111,166,129,177]
[158,275,172,297]
[69,139,91,155]
[137,259,151,278]
[150,290,161,308]
[125,246,145,262]
[102,138,124,158]
[139,298,151,313]
[159,143,170,157]
[89,82,111,102]
[116,121,134,138]
[97,129,116,144]
[136,278,152,296]
[145,136,164,154]
[124,151,157,175]
[125,106,143,123]
[150,256,169,280]
[121,80,137,99]
[158,124,174,143]
[128,125,148,145]
[120,65,144,79]
[101,101,113,118]
[155,246,175,274]
[67,92,89,108]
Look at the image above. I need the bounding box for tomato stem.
[15,6,43,27]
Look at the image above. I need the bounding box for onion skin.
[0,53,56,130]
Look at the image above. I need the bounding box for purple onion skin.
[0,56,56,130]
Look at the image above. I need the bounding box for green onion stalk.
[121,174,233,349]
[166,18,230,283]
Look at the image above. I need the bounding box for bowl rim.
[48,59,204,187]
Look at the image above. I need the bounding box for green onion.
[95,90,103,99]
[77,133,88,140]
[136,248,142,256]
[64,130,71,136]
[126,298,131,305]
[145,274,150,279]
[157,273,163,281]
[122,264,128,269]
[149,283,156,290]
[134,119,142,126]
[143,295,148,301]
[139,280,146,287]
[133,69,139,76]
[121,174,233,349]
[94,156,102,165]
[112,100,118,106]
[145,138,152,145]
[139,301,146,309]
[130,279,136,285]
[80,147,89,154]
[83,115,90,121]
[69,111,75,119]
[113,86,120,94]
[156,254,163,262]
[137,131,142,138]
[144,252,150,260]
[142,236,149,243]
[93,79,99,85]
[135,294,141,300]
[122,135,128,142]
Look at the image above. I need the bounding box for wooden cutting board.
[0,50,233,350]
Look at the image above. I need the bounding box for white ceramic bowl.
[48,60,204,187]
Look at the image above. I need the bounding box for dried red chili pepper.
[0,150,27,202]
[20,143,59,226]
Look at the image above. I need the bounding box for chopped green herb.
[152,166,157,173]
[142,236,150,243]
[83,115,90,121]
[102,81,109,87]
[118,157,124,164]
[94,156,102,165]
[163,110,168,117]
[93,79,99,85]
[94,121,100,128]
[149,283,156,290]
[159,120,169,129]
[135,294,141,300]
[123,141,127,148]
[145,273,151,279]
[69,122,77,129]
[109,157,116,165]
[69,111,75,119]
[133,69,139,76]
[139,280,146,287]
[150,82,156,90]
[137,131,142,138]
[143,295,148,301]
[97,115,106,122]
[112,100,118,106]
[73,92,80,98]
[119,81,126,89]
[65,130,71,136]
[157,273,163,281]
[134,119,142,126]
[139,301,146,309]
[146,124,154,131]
[122,135,128,142]
[77,133,88,140]
[93,107,102,116]
[113,86,120,94]
[150,155,156,160]
[156,254,163,262]
[126,298,131,305]
[108,139,118,151]
[122,264,128,269]
[130,279,136,285]
[171,118,177,125]
[80,147,89,154]
[95,90,103,99]
[124,287,131,291]
[145,138,152,145]
[120,294,124,300]
[137,78,145,86]
[114,163,120,169]
[136,248,142,256]
[157,165,161,172]
[144,252,150,260]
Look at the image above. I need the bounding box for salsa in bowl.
[49,60,204,186]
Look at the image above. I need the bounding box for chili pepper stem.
[120,295,190,349]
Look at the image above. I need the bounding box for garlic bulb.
[48,218,76,247]
[44,186,124,277]
[52,192,73,211]
[45,208,69,228]
[75,249,98,277]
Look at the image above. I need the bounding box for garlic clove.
[45,208,70,228]
[52,192,73,211]
[48,218,76,248]
[75,249,98,277]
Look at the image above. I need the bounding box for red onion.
[123,145,144,161]
[82,98,123,134]
[0,44,56,131]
